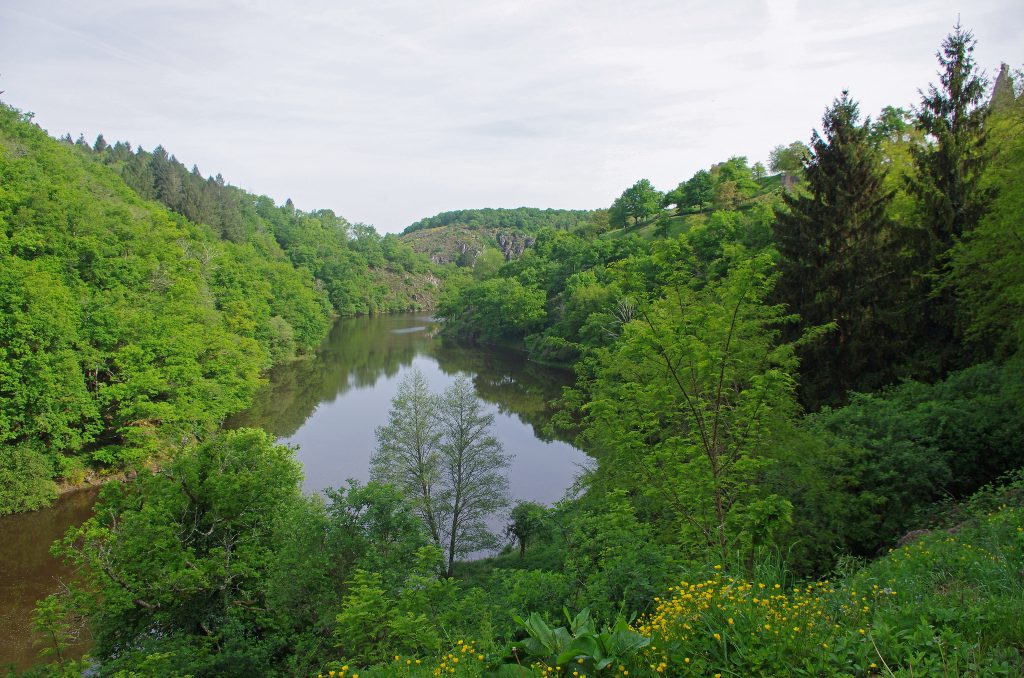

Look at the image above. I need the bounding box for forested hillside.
[399,207,605,268]
[404,207,600,235]
[0,103,437,515]
[12,27,1024,678]
[66,133,440,316]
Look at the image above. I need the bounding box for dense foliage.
[773,92,905,409]
[68,134,438,316]
[0,102,437,515]
[11,27,1024,678]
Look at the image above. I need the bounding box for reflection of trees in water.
[0,487,97,578]
[430,341,573,444]
[226,314,574,445]
[226,315,432,437]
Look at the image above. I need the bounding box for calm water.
[0,487,98,672]
[1,313,589,670]
[227,313,590,503]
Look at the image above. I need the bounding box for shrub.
[0,442,57,514]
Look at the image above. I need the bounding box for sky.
[1,1,1021,233]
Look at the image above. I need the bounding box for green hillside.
[403,207,600,235]
[0,103,438,515]
[68,133,442,316]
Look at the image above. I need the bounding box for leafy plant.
[511,608,650,672]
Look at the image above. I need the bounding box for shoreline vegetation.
[4,24,1024,677]
[0,100,445,518]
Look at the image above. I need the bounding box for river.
[0,313,589,671]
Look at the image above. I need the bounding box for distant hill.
[402,207,599,235]
[400,225,535,266]
[399,207,602,266]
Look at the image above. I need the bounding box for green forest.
[3,26,1024,678]
[0,106,445,516]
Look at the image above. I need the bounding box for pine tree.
[910,23,992,250]
[773,92,900,410]
[906,24,994,376]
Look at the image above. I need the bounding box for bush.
[0,442,57,514]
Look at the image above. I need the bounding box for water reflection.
[227,314,589,504]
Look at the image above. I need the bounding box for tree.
[50,429,304,667]
[907,24,994,376]
[436,277,546,344]
[682,169,714,212]
[910,23,992,247]
[435,377,510,576]
[577,252,797,563]
[869,106,912,144]
[371,374,511,576]
[473,246,505,279]
[611,179,663,226]
[371,369,444,544]
[768,141,811,175]
[506,501,549,558]
[772,91,901,409]
[946,82,1024,357]
[653,211,673,239]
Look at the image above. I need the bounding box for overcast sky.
[1,1,1021,232]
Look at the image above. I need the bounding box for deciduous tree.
[577,252,798,563]
[371,369,444,544]
[435,377,510,576]
[611,179,663,226]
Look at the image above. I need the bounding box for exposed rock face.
[400,226,537,266]
[495,231,535,260]
[429,240,481,265]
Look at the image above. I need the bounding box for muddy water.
[0,487,98,671]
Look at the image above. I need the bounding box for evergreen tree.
[773,92,900,410]
[910,23,991,250]
[906,24,993,376]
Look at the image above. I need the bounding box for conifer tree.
[773,92,900,410]
[906,24,993,376]
[910,24,991,248]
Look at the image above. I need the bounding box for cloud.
[1,0,1021,231]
